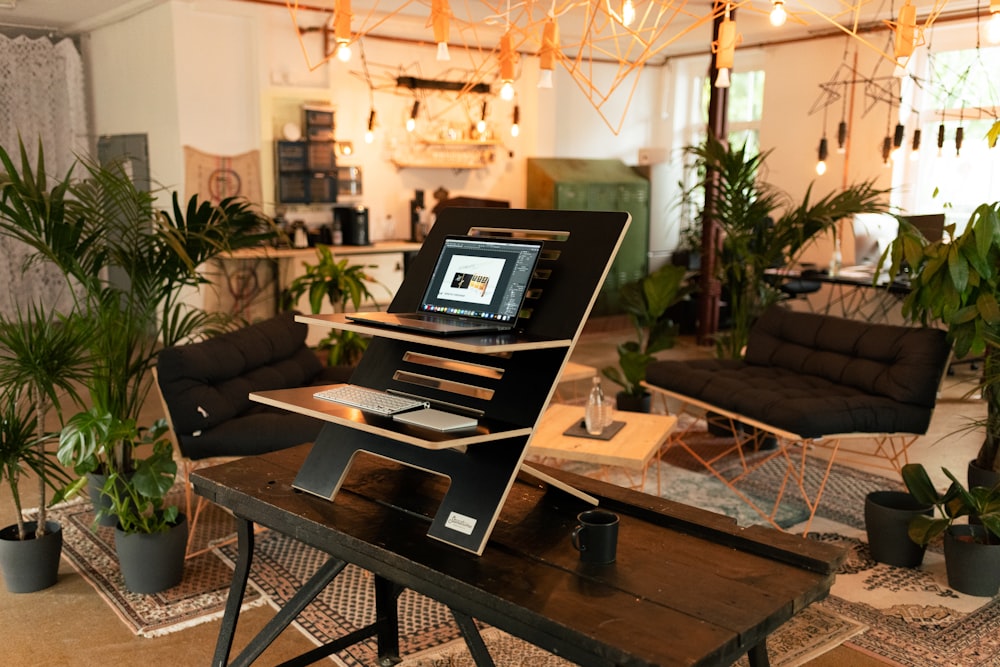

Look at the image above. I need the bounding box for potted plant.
[683,134,889,359]
[0,138,271,583]
[901,463,1000,596]
[57,410,184,593]
[601,263,694,412]
[280,244,390,367]
[882,201,1000,484]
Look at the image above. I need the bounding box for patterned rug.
[42,493,264,637]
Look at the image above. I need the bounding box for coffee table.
[529,403,676,493]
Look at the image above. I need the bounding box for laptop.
[347,235,543,335]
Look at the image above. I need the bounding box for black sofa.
[643,305,952,530]
[646,305,951,439]
[156,311,350,461]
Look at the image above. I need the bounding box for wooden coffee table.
[529,403,677,493]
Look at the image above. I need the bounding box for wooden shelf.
[390,138,499,170]
[294,313,573,353]
[250,385,532,450]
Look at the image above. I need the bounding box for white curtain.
[0,34,88,318]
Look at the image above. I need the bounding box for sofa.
[156,310,350,461]
[643,305,952,530]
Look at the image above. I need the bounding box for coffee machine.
[333,205,370,246]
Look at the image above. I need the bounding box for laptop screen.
[852,213,898,266]
[418,236,542,323]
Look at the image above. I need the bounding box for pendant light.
[713,6,740,89]
[538,16,559,88]
[333,0,353,62]
[432,0,451,61]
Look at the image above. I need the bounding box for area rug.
[41,494,264,638]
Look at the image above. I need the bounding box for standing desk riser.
[252,208,632,554]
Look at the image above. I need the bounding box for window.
[894,24,1000,232]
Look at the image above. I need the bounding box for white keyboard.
[313,385,429,415]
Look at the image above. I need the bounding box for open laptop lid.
[416,235,543,326]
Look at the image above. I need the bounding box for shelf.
[250,385,532,450]
[390,138,499,170]
[294,313,573,353]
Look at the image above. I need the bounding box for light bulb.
[770,1,787,27]
[815,160,827,175]
[538,70,553,88]
[622,0,635,27]
[511,123,520,138]
[437,42,450,61]
[500,81,515,101]
[336,41,352,62]
[406,117,416,132]
[364,130,374,144]
[988,12,1000,44]
[715,67,730,88]
[476,118,487,134]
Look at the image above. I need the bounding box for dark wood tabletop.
[193,444,845,667]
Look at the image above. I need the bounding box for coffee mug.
[571,509,619,564]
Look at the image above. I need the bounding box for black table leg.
[229,556,348,667]
[213,517,256,667]
[747,640,771,667]
[451,609,496,667]
[374,576,403,666]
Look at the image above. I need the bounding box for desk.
[193,445,844,667]
[771,266,909,323]
[529,403,676,492]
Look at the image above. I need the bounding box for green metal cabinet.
[527,158,649,315]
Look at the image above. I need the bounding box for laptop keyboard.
[313,385,429,415]
[406,314,486,327]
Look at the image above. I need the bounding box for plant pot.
[87,472,118,527]
[943,524,1000,597]
[967,458,1000,491]
[0,521,62,593]
[113,514,187,594]
[864,491,932,568]
[616,391,651,413]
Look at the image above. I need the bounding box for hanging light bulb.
[538,17,559,88]
[988,0,1000,44]
[477,101,488,135]
[511,105,520,138]
[956,126,964,156]
[712,8,740,89]
[882,136,892,165]
[365,109,376,144]
[837,120,848,154]
[498,31,516,101]
[910,128,921,161]
[333,0,353,62]
[432,0,451,61]
[937,123,946,157]
[622,0,636,27]
[815,137,829,175]
[406,101,419,133]
[891,122,905,160]
[769,0,787,27]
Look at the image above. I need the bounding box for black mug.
[571,509,619,564]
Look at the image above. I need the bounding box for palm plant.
[685,134,889,358]
[0,137,274,532]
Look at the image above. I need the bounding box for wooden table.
[530,403,677,492]
[193,444,844,667]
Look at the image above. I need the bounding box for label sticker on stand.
[445,512,478,535]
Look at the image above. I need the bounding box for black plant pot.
[967,458,1000,490]
[0,521,62,593]
[114,514,187,594]
[87,472,118,527]
[944,525,1000,597]
[864,491,932,568]
[616,391,651,413]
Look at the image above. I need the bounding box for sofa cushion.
[156,311,351,459]
[645,306,951,439]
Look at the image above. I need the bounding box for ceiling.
[0,0,984,61]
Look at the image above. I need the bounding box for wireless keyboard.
[313,385,429,415]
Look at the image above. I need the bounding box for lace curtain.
[0,34,88,318]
